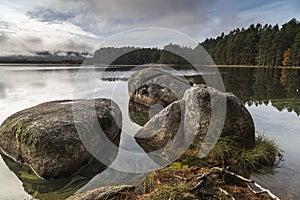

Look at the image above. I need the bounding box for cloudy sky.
[0,0,299,56]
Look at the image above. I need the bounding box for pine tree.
[257,25,276,66]
[291,32,300,66]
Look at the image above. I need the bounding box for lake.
[0,65,300,199]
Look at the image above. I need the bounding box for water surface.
[0,65,299,199]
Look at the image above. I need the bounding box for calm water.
[0,65,300,199]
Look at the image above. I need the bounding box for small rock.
[66,185,136,200]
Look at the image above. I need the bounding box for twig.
[189,180,204,192]
[211,167,252,183]
[219,188,235,200]
[251,182,280,200]
[211,167,280,200]
[195,173,207,181]
[173,174,188,181]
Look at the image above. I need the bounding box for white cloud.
[0,4,99,56]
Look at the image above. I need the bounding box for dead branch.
[211,167,280,200]
[219,187,236,200]
[189,180,204,192]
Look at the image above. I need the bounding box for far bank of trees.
[89,18,300,67]
[201,18,300,66]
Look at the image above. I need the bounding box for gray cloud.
[27,7,75,22]
[27,0,219,34]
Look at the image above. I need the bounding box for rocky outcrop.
[66,185,136,200]
[134,84,255,156]
[0,98,122,178]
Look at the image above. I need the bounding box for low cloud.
[0,6,99,56]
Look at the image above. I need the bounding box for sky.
[0,0,299,56]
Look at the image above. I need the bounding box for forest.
[90,18,300,67]
[201,18,300,66]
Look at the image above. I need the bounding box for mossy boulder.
[134,84,255,155]
[0,98,122,178]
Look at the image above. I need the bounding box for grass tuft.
[238,134,283,170]
[178,134,283,175]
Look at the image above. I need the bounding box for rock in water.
[0,99,122,178]
[184,85,255,149]
[134,85,255,157]
[128,67,191,107]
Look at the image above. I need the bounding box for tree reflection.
[187,67,300,116]
[219,67,300,115]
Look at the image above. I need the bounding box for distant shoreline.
[1,63,300,69]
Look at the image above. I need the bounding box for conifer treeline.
[201,18,300,66]
[90,19,300,66]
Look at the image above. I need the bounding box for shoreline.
[1,63,300,69]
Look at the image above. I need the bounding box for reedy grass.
[179,134,283,174]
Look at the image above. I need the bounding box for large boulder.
[184,85,255,149]
[0,98,122,178]
[128,67,191,107]
[134,84,255,157]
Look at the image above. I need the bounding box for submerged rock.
[0,99,122,178]
[134,84,255,156]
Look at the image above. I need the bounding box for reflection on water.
[0,150,107,200]
[220,67,300,199]
[220,67,300,114]
[247,103,300,199]
[0,65,300,199]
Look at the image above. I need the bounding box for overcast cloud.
[0,0,299,56]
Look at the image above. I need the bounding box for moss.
[14,121,33,145]
[179,153,204,167]
[169,162,189,170]
[144,182,196,200]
